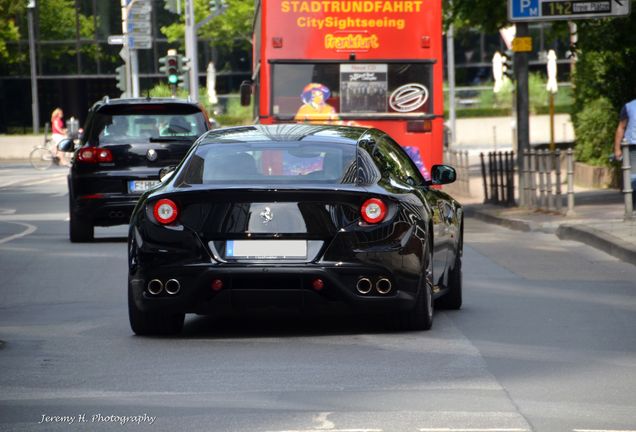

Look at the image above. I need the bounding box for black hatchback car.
[58,97,211,242]
[127,124,463,335]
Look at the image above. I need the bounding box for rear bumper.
[129,264,420,316]
[72,194,140,226]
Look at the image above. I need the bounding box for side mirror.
[239,80,252,107]
[431,164,457,185]
[57,138,74,152]
[159,166,176,182]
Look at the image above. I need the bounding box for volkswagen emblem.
[389,83,429,113]
[260,207,273,224]
[146,149,158,162]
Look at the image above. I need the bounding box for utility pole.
[446,23,457,147]
[27,0,39,134]
[184,0,198,101]
[515,22,530,207]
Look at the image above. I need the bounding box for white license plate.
[225,240,307,259]
[128,180,160,193]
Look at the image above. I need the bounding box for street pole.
[27,1,40,134]
[184,0,198,101]
[446,23,457,147]
[121,0,131,97]
[515,22,530,206]
[130,49,140,97]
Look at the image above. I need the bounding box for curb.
[556,224,636,266]
[464,206,533,232]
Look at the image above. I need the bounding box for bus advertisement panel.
[252,0,444,179]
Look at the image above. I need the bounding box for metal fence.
[479,151,515,206]
[443,149,471,197]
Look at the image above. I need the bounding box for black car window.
[86,104,207,145]
[181,142,357,185]
[371,135,425,186]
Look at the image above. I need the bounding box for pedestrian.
[614,97,636,160]
[50,108,69,166]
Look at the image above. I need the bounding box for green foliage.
[0,0,24,62]
[161,0,254,51]
[38,0,98,62]
[443,0,508,32]
[572,97,616,167]
[144,83,253,126]
[215,96,253,126]
[572,11,636,165]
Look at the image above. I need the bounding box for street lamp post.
[27,0,40,134]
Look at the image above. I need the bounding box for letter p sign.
[511,0,539,18]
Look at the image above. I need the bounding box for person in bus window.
[294,83,337,123]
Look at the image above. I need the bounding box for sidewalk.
[459,177,636,266]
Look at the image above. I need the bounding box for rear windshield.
[86,104,207,144]
[181,142,357,185]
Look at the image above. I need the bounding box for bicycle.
[29,123,60,170]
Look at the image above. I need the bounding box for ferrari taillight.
[77,147,113,163]
[360,198,387,224]
[153,199,179,225]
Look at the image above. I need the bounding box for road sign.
[108,35,125,45]
[509,0,631,21]
[512,36,533,52]
[128,35,152,50]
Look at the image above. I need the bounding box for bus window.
[271,62,434,120]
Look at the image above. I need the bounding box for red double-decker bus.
[243,0,444,178]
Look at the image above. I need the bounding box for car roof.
[198,124,373,146]
[90,96,202,111]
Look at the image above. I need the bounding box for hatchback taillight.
[153,199,179,225]
[77,147,113,163]
[361,198,387,224]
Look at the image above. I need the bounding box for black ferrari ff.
[127,124,463,335]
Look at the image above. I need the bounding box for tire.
[29,146,54,170]
[398,239,434,331]
[438,233,463,310]
[128,280,185,336]
[69,209,94,243]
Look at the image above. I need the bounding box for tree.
[161,0,254,50]
[571,9,636,165]
[0,0,25,64]
[443,0,508,32]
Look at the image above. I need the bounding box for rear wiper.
[149,136,195,142]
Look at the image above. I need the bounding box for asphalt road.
[0,164,635,432]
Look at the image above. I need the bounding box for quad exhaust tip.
[147,279,163,295]
[165,279,181,295]
[147,278,181,295]
[356,277,372,294]
[376,278,392,295]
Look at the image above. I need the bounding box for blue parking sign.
[510,0,540,19]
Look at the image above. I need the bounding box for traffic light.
[115,65,127,93]
[164,0,180,14]
[159,50,179,86]
[502,50,515,80]
[177,55,190,89]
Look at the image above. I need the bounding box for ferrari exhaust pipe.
[356,277,372,294]
[165,279,181,295]
[147,279,163,295]
[376,278,392,295]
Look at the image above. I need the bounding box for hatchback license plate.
[128,180,160,193]
[226,240,307,259]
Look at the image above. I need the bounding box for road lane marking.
[419,429,529,432]
[0,222,36,245]
[574,430,636,432]
[265,430,382,432]
[313,412,335,430]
